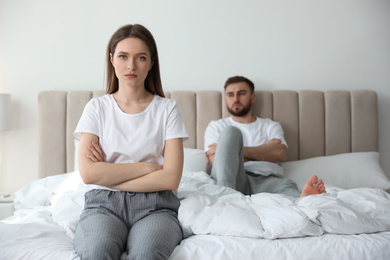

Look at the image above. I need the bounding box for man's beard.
[227,102,252,117]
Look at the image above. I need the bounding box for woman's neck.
[114,85,152,105]
[113,85,154,114]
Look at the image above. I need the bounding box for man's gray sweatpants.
[74,189,182,260]
[211,125,301,197]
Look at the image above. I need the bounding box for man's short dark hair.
[224,76,255,93]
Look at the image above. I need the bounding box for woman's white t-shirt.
[74,94,188,190]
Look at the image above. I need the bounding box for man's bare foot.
[300,175,327,197]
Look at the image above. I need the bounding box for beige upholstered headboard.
[38,90,378,178]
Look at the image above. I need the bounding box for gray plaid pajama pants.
[74,189,182,260]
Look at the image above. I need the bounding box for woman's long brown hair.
[105,24,164,97]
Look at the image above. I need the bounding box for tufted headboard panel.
[38,90,378,178]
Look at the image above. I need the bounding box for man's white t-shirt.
[74,94,188,190]
[204,117,286,177]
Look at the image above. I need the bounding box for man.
[204,76,326,197]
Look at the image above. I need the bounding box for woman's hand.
[87,141,104,162]
[111,138,184,192]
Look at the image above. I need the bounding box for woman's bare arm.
[110,138,184,192]
[78,133,162,186]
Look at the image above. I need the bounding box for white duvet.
[4,170,390,241]
[2,170,390,260]
[179,172,390,239]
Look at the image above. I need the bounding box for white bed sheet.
[171,232,390,260]
[1,222,390,260]
[1,171,390,260]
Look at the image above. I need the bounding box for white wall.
[0,0,389,194]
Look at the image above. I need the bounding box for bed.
[1,89,390,260]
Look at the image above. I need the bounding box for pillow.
[282,152,390,191]
[183,148,210,174]
[74,139,80,171]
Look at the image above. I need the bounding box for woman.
[73,24,188,260]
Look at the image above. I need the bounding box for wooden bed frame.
[38,90,378,178]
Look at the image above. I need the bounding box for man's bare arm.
[206,138,287,166]
[243,138,287,163]
[205,143,217,165]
